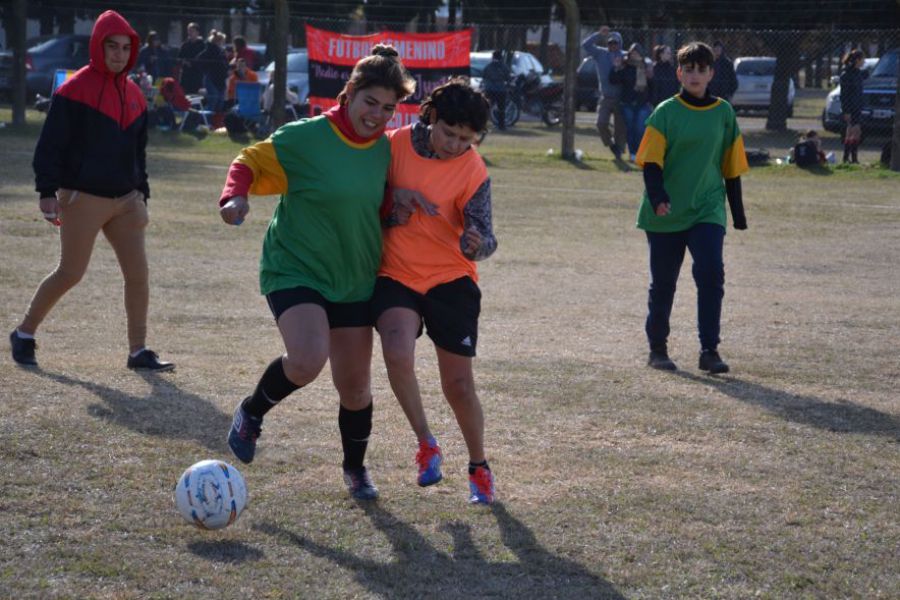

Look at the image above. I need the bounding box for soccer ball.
[174,459,248,530]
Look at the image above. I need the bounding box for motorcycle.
[490,72,563,129]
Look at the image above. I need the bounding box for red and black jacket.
[33,10,150,201]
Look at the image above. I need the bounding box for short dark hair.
[492,50,503,60]
[233,35,247,50]
[676,42,715,68]
[843,49,865,67]
[419,78,490,133]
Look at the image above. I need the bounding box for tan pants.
[596,96,627,152]
[22,189,150,351]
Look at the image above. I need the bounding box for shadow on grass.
[254,502,624,599]
[32,369,230,451]
[187,540,264,564]
[673,371,900,439]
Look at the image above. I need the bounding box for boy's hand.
[220,196,249,225]
[655,203,671,216]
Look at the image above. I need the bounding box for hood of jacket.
[89,10,140,76]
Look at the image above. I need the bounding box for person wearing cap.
[581,25,627,160]
[12,10,174,372]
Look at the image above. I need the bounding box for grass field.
[1,107,899,599]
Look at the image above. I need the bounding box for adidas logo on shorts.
[461,336,472,347]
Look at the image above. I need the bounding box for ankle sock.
[340,402,373,471]
[468,460,489,475]
[242,356,300,419]
[15,329,35,340]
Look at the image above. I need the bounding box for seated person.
[791,130,827,167]
[225,58,259,109]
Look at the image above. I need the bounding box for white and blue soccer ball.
[174,460,248,530]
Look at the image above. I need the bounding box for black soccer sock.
[468,460,490,475]
[339,402,373,471]
[242,356,300,419]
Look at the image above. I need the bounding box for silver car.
[731,57,796,115]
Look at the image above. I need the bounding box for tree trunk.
[271,0,289,129]
[765,34,800,131]
[891,58,900,171]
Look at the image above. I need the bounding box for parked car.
[823,50,897,134]
[469,50,553,92]
[731,56,795,116]
[576,56,599,111]
[255,48,308,103]
[822,58,879,133]
[0,34,90,100]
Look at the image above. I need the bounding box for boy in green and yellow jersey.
[635,41,750,374]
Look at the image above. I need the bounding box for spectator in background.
[136,31,172,83]
[581,26,627,160]
[177,22,205,94]
[708,40,738,102]
[791,130,828,167]
[481,50,511,130]
[225,57,259,107]
[197,30,229,126]
[650,45,679,106]
[839,49,867,164]
[610,43,653,162]
[232,36,258,71]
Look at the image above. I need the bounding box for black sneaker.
[647,350,677,371]
[343,466,379,500]
[610,143,622,160]
[126,349,174,371]
[10,330,37,366]
[699,349,730,374]
[228,402,262,464]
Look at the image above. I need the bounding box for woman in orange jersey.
[372,79,498,505]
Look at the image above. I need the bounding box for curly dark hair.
[418,78,490,133]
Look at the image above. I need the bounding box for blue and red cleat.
[416,437,443,487]
[468,465,495,505]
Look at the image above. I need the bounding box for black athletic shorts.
[371,276,481,357]
[266,286,372,329]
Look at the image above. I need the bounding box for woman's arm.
[461,178,498,260]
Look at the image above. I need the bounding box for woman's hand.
[392,188,438,225]
[220,196,249,225]
[461,226,482,257]
[655,202,671,217]
[39,196,60,226]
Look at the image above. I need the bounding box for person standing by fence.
[839,49,867,164]
[610,43,653,162]
[582,26,627,160]
[481,50,511,130]
[650,45,680,106]
[708,41,738,102]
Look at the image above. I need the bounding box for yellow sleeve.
[635,125,667,168]
[234,139,288,196]
[721,134,750,179]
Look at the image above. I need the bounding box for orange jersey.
[380,125,489,294]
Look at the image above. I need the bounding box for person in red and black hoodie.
[9,10,174,372]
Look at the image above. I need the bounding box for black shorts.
[266,286,372,329]
[371,276,481,357]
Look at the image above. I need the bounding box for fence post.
[891,56,900,171]
[11,0,27,127]
[556,0,579,160]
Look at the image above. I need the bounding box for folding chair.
[180,94,214,131]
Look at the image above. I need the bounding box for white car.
[469,50,553,92]
[731,56,795,115]
[822,57,878,133]
[255,49,308,104]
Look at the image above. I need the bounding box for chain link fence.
[3,10,898,136]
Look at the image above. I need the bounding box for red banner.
[306,25,472,128]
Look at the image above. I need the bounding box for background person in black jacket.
[708,41,738,102]
[177,22,205,94]
[650,45,680,106]
[9,10,173,372]
[839,49,867,164]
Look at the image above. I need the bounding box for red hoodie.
[33,10,150,200]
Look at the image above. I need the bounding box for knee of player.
[282,351,327,384]
[441,374,476,403]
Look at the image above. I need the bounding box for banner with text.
[306,25,472,128]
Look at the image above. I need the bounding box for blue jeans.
[645,223,725,352]
[621,102,652,157]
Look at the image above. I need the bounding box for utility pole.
[271,0,289,128]
[891,54,900,171]
[556,0,580,160]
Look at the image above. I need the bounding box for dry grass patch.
[1,110,899,598]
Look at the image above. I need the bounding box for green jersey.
[635,96,749,233]
[243,116,390,301]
